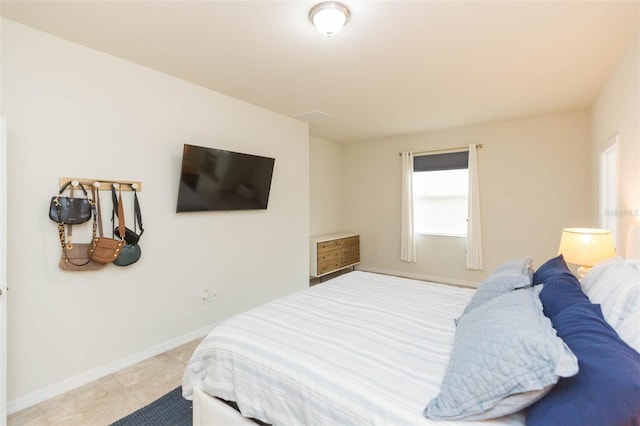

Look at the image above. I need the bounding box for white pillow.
[581,257,640,350]
[615,310,640,353]
[581,256,623,294]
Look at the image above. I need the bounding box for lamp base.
[576,266,591,280]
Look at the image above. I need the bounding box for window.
[413,152,469,237]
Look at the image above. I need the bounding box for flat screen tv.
[176,144,275,212]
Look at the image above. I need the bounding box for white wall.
[1,19,309,407]
[309,136,345,236]
[342,111,591,286]
[591,31,639,256]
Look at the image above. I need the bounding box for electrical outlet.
[200,289,218,304]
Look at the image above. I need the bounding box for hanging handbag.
[58,243,106,271]
[49,181,92,224]
[112,186,144,244]
[113,186,143,266]
[88,186,125,263]
[57,186,105,271]
[113,243,142,267]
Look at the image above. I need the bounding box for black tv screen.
[176,144,275,212]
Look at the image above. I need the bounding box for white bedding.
[182,271,525,425]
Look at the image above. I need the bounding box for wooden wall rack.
[59,177,143,192]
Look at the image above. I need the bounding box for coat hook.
[71,180,80,187]
[93,182,101,188]
[113,183,120,189]
[131,183,138,190]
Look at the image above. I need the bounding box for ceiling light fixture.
[309,2,350,37]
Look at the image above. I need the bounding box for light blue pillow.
[459,257,533,320]
[424,286,578,421]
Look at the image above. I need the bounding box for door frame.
[599,132,619,249]
[1,116,7,424]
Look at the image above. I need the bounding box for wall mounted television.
[176,144,275,213]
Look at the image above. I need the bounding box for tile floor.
[7,338,203,426]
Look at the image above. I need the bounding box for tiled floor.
[7,338,203,426]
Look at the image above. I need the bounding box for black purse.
[112,186,144,244]
[49,181,93,225]
[112,186,144,267]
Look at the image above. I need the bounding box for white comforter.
[182,271,525,426]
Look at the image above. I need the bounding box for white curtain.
[401,151,416,262]
[466,144,483,270]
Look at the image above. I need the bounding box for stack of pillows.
[423,255,640,425]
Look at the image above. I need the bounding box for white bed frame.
[193,386,256,426]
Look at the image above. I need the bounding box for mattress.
[182,271,525,425]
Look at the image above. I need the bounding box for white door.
[1,117,7,424]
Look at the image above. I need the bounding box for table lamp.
[558,228,616,279]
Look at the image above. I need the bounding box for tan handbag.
[88,186,125,263]
[57,186,105,271]
[59,243,105,271]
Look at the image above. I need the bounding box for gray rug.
[110,386,192,426]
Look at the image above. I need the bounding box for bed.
[182,257,640,426]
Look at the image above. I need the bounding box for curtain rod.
[398,144,483,156]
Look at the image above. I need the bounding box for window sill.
[416,232,467,238]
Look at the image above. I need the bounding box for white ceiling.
[1,0,638,144]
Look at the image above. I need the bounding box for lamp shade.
[310,2,350,37]
[558,228,616,267]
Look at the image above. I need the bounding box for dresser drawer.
[310,234,360,278]
[317,235,359,252]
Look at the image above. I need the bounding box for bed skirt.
[193,386,255,426]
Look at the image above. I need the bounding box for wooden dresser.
[310,233,360,278]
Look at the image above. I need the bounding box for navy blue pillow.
[538,269,590,321]
[533,254,574,285]
[527,303,640,426]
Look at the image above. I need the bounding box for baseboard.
[356,266,480,289]
[7,323,218,415]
